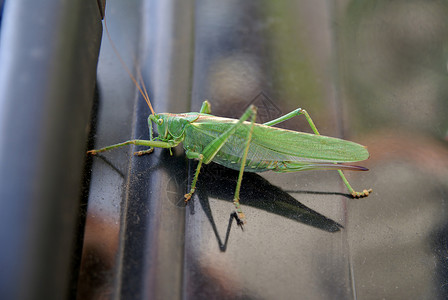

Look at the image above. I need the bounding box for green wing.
[190,115,368,163]
[250,123,369,163]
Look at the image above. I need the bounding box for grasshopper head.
[150,114,171,140]
[150,113,190,141]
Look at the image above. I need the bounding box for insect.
[88,85,373,228]
[88,24,372,228]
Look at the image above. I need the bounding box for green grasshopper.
[88,72,372,228]
[88,22,372,227]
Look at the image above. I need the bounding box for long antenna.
[136,64,151,107]
[103,17,156,115]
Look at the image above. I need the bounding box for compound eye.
[158,119,163,125]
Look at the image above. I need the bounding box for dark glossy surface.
[0,0,102,299]
[80,0,448,299]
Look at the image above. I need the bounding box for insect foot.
[232,201,247,231]
[232,212,245,231]
[184,193,192,203]
[86,150,98,155]
[352,188,373,198]
[134,148,154,156]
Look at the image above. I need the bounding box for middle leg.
[183,105,258,227]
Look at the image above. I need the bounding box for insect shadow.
[153,150,345,252]
[193,163,344,251]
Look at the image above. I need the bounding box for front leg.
[135,117,157,155]
[87,139,179,155]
